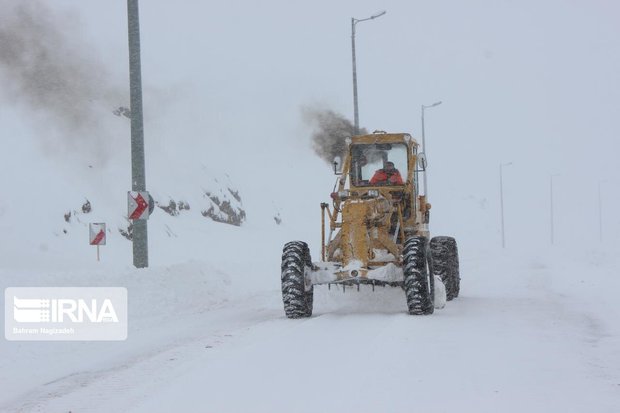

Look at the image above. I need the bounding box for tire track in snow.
[2,294,285,413]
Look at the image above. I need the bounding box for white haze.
[1,0,619,262]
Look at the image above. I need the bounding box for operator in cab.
[370,161,403,185]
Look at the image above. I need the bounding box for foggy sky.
[2,0,619,247]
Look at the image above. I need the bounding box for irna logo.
[13,297,119,323]
[5,287,127,341]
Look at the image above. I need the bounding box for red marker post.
[89,223,107,261]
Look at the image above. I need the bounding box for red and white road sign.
[128,191,150,220]
[89,223,107,246]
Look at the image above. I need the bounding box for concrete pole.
[127,0,148,268]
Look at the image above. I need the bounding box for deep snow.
[1,244,619,412]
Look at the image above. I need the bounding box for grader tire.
[281,241,314,318]
[430,236,460,300]
[403,236,434,315]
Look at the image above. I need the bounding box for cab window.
[350,143,408,186]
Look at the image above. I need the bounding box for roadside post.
[89,223,107,261]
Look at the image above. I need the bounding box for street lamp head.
[354,10,387,24]
[371,10,387,19]
[423,101,443,110]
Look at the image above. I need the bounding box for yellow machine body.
[318,132,431,284]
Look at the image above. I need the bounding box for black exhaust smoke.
[0,0,126,164]
[302,107,367,165]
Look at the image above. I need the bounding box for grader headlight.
[330,190,351,201]
[337,190,351,199]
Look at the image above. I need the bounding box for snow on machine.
[281,131,460,317]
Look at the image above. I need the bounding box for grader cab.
[281,131,460,318]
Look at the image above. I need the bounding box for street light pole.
[598,180,604,242]
[127,0,148,268]
[500,162,513,248]
[550,174,559,245]
[351,10,386,134]
[421,101,442,196]
[351,18,358,134]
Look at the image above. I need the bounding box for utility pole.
[127,0,148,268]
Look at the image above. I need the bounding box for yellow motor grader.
[281,131,460,317]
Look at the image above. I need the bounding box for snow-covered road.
[2,247,619,413]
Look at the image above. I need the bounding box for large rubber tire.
[281,241,314,318]
[430,236,460,300]
[403,236,434,315]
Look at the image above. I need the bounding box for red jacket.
[370,169,404,185]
